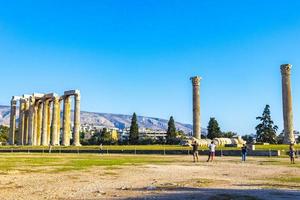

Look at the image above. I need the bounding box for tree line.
[0,105,299,145]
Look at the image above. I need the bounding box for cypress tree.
[129,112,139,144]
[166,116,176,143]
[207,117,221,139]
[255,105,278,144]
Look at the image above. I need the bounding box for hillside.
[0,105,194,133]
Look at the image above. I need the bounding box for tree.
[276,130,285,144]
[166,116,177,144]
[207,117,221,139]
[0,125,9,144]
[242,134,255,144]
[255,105,278,144]
[100,128,111,144]
[129,112,139,144]
[221,131,237,138]
[88,131,101,145]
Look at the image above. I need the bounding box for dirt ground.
[0,154,299,200]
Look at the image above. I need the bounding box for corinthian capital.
[190,76,201,86]
[281,64,292,76]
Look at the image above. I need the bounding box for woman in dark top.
[289,143,296,164]
[241,144,247,162]
[191,140,199,163]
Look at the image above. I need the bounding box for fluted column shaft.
[62,96,71,146]
[36,102,43,146]
[281,64,295,144]
[33,103,38,145]
[56,100,61,145]
[28,97,35,145]
[73,93,81,146]
[41,99,49,146]
[9,98,17,145]
[47,102,51,144]
[51,97,59,146]
[23,100,30,145]
[191,76,201,139]
[17,100,25,145]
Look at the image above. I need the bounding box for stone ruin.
[9,90,81,146]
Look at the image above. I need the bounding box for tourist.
[241,144,247,162]
[289,143,296,164]
[191,139,199,162]
[207,141,216,162]
[99,143,103,154]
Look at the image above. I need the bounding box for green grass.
[0,153,176,173]
[0,144,299,151]
[273,177,300,183]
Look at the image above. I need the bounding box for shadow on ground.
[121,188,300,200]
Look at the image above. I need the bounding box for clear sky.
[1,0,300,135]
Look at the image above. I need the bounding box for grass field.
[0,153,299,199]
[0,153,177,173]
[0,144,299,151]
[0,153,299,174]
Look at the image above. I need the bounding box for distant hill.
[0,105,196,134]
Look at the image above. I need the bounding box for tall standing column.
[51,97,59,146]
[9,97,17,145]
[28,96,35,145]
[73,92,81,146]
[190,76,201,139]
[281,64,295,144]
[33,103,38,145]
[23,99,30,145]
[47,101,52,144]
[17,99,25,145]
[56,100,61,145]
[36,102,43,146]
[41,99,49,146]
[62,96,71,146]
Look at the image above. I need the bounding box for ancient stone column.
[17,99,25,145]
[47,101,52,144]
[41,99,49,146]
[27,96,35,145]
[190,76,201,139]
[72,92,81,146]
[281,64,295,144]
[56,100,61,145]
[33,103,38,145]
[36,102,43,146]
[23,99,30,145]
[51,97,59,146]
[9,97,17,145]
[62,96,71,146]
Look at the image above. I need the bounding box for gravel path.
[0,155,299,200]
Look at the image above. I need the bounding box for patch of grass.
[0,153,176,173]
[1,144,299,151]
[273,177,300,183]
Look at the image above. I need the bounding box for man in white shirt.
[207,141,216,162]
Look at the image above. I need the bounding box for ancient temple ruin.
[8,90,81,146]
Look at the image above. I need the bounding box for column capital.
[190,76,201,86]
[281,64,292,76]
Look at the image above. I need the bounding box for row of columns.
[9,90,81,146]
[191,64,296,144]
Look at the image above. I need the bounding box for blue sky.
[1,0,300,135]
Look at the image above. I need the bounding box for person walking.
[289,143,296,164]
[241,144,248,162]
[191,139,199,162]
[207,141,216,162]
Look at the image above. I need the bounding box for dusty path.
[0,155,299,200]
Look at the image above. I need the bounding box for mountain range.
[0,105,194,133]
